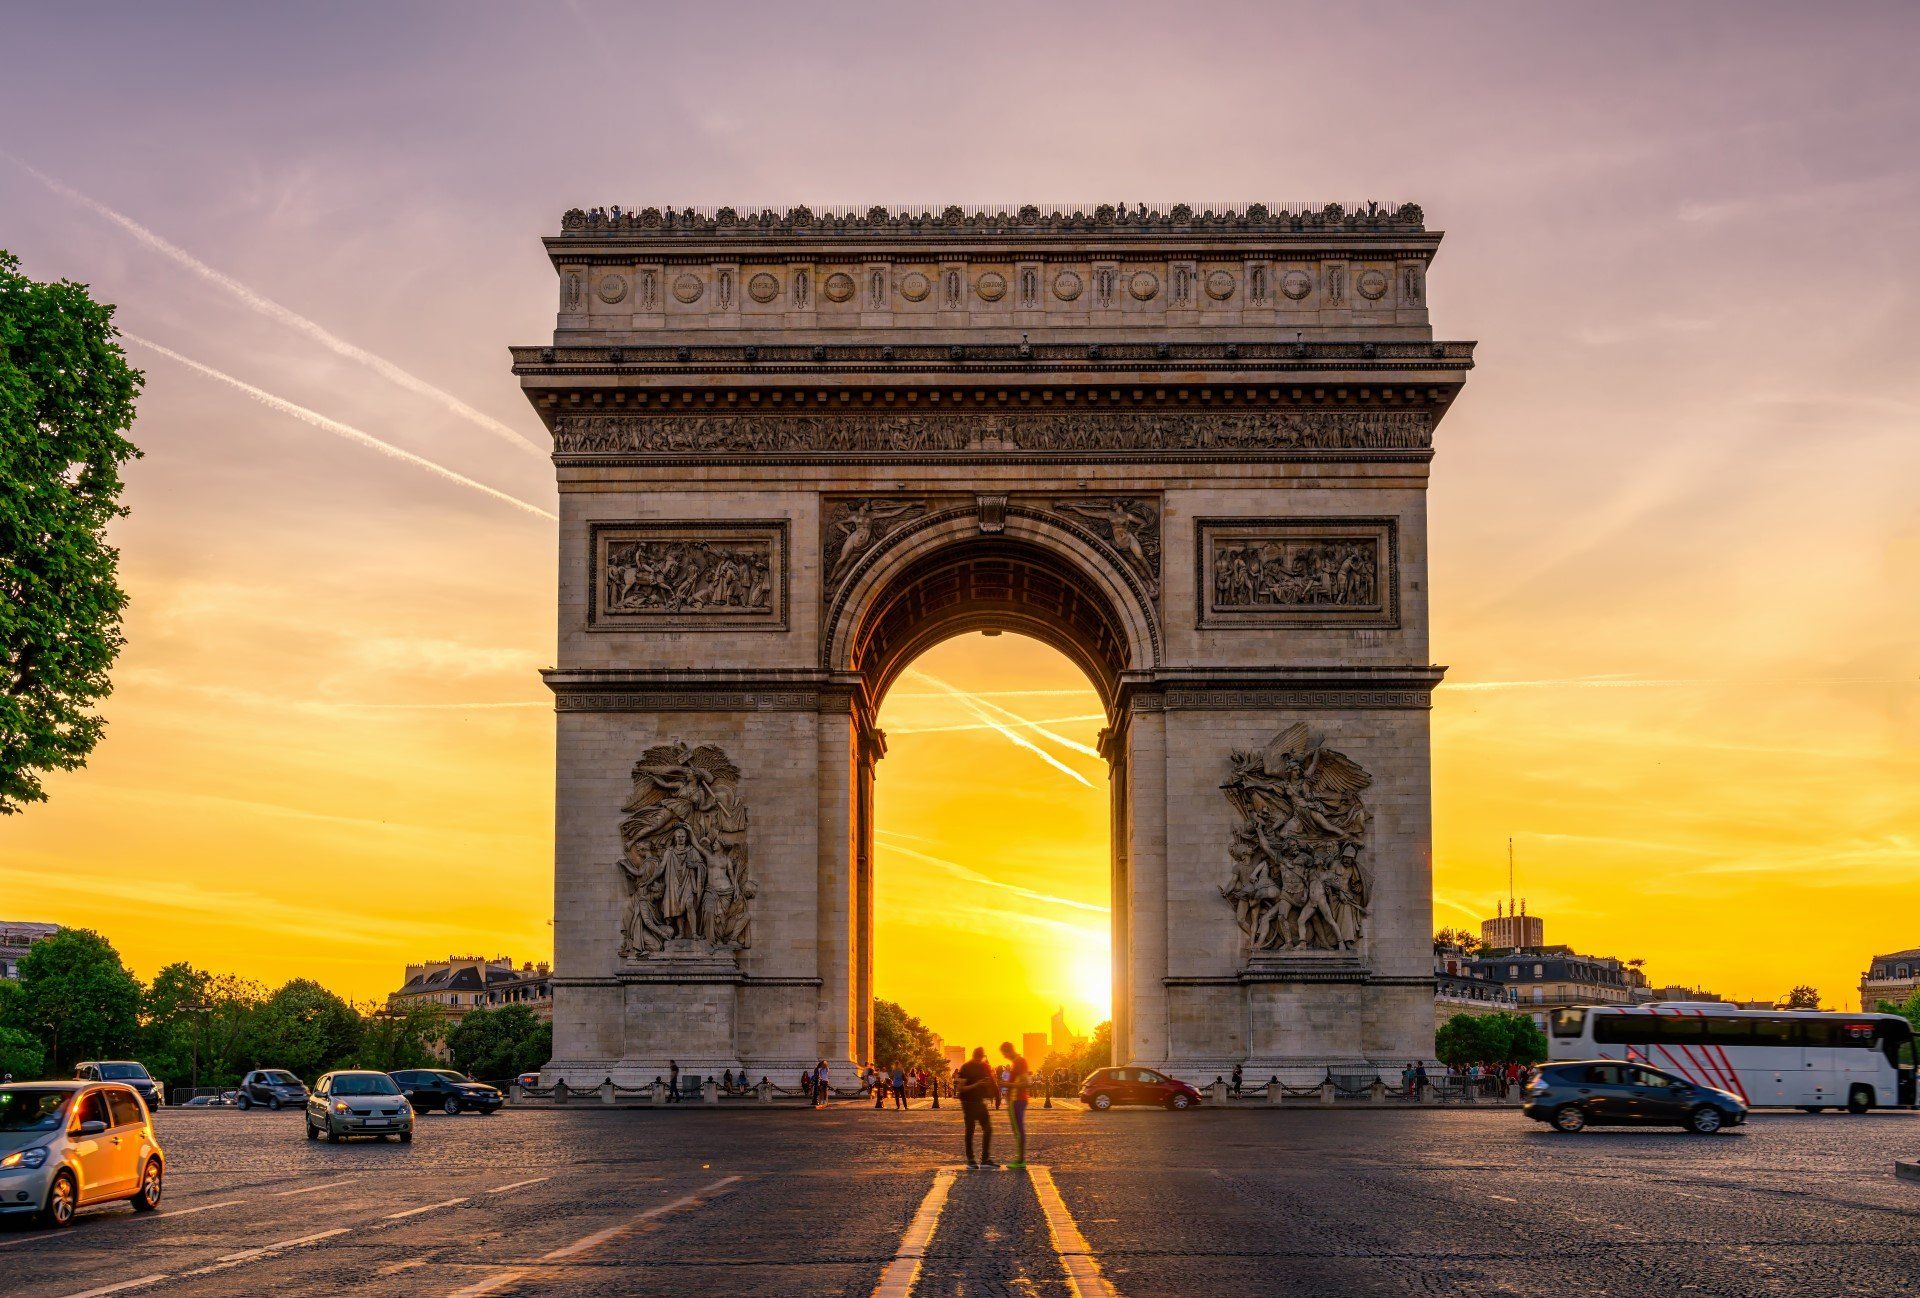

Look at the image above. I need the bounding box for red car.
[1079,1066,1202,1111]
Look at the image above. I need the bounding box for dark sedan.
[235,1070,309,1110]
[1524,1060,1747,1134]
[72,1062,163,1112]
[389,1069,503,1115]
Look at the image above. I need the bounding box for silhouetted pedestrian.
[891,1064,909,1110]
[956,1047,997,1168]
[668,1059,680,1103]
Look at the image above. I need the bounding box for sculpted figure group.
[606,539,773,614]
[1220,724,1372,953]
[1213,538,1377,609]
[617,742,755,958]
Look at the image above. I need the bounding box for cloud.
[125,334,557,521]
[7,153,548,458]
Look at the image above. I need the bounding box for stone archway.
[825,503,1160,1067]
[521,202,1472,1087]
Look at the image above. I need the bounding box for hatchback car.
[306,1071,413,1143]
[389,1069,503,1116]
[0,1082,165,1227]
[1079,1066,1203,1111]
[1524,1060,1748,1134]
[72,1061,164,1112]
[236,1069,309,1111]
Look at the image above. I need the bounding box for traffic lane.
[1046,1111,1920,1298]
[5,1165,734,1298]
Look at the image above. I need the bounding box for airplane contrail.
[7,155,547,458]
[124,334,556,521]
[908,669,1104,760]
[888,712,1106,737]
[903,670,1094,786]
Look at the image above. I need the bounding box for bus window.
[1550,1009,1586,1039]
[1750,1018,1799,1048]
[1706,1018,1752,1047]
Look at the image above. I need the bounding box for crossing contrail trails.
[903,669,1094,786]
[125,334,556,521]
[7,155,547,459]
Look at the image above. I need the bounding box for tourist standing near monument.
[1000,1042,1031,1169]
[956,1047,997,1169]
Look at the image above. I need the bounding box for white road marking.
[0,1198,244,1250]
[179,1227,350,1276]
[157,1198,242,1219]
[445,1175,743,1298]
[384,1196,469,1220]
[273,1178,354,1197]
[1029,1166,1121,1298]
[50,1277,170,1298]
[487,1176,552,1194]
[870,1167,959,1298]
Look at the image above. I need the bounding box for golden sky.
[2,4,1917,1040]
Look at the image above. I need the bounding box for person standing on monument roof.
[956,1047,998,1169]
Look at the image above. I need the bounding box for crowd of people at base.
[1216,1059,1537,1099]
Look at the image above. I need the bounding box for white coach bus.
[1548,1004,1918,1111]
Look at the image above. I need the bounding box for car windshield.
[330,1074,400,1096]
[97,1064,150,1081]
[430,1071,469,1083]
[260,1072,300,1085]
[0,1090,70,1133]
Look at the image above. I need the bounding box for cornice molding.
[555,201,1428,239]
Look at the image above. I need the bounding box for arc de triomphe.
[513,203,1473,1086]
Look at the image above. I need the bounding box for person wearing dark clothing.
[955,1047,998,1168]
[1230,1063,1243,1096]
[891,1065,909,1110]
[667,1060,681,1103]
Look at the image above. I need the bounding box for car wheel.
[130,1159,163,1212]
[1552,1104,1587,1133]
[1687,1105,1724,1135]
[236,1094,251,1111]
[1089,1092,1113,1111]
[399,1129,413,1144]
[1167,1093,1193,1110]
[443,1097,461,1117]
[327,1127,344,1143]
[1847,1086,1873,1114]
[306,1120,319,1141]
[268,1096,282,1111]
[41,1171,77,1228]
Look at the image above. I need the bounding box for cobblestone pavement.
[4,1103,1919,1297]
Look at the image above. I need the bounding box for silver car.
[306,1070,414,1142]
[0,1081,166,1227]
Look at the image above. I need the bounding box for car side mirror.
[78,1119,108,1136]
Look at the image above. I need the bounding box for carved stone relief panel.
[1049,497,1160,596]
[616,741,754,960]
[588,520,789,630]
[1221,722,1371,957]
[822,498,928,590]
[1195,517,1397,628]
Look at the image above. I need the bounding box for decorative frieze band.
[552,410,1431,457]
[1133,688,1434,711]
[554,691,823,713]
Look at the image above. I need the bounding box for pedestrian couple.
[954,1042,1030,1170]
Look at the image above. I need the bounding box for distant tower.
[1480,840,1545,950]
[1050,1006,1075,1052]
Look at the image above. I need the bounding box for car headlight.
[1,1148,49,1170]
[332,1100,350,1113]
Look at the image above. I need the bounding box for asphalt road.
[5,1102,1919,1298]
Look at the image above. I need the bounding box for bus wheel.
[1847,1086,1873,1114]
[1799,1106,1824,1114]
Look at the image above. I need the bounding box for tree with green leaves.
[1782,985,1822,1010]
[240,979,363,1079]
[352,999,448,1073]
[1436,1011,1546,1068]
[1875,989,1920,1035]
[443,1005,550,1080]
[13,927,142,1072]
[0,251,143,814]
[138,963,266,1092]
[0,1025,45,1080]
[872,999,944,1071]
